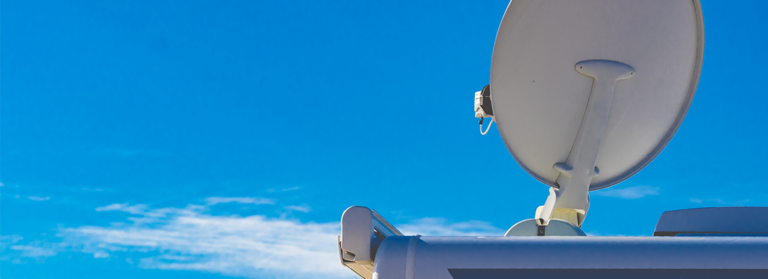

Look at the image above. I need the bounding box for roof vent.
[654,207,768,236]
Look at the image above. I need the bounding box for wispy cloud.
[397,218,505,236]
[11,244,57,258]
[689,197,750,205]
[689,198,701,203]
[1,235,23,251]
[204,197,275,206]
[1,236,59,260]
[96,203,148,214]
[10,198,503,278]
[267,186,300,193]
[28,196,51,201]
[284,204,311,213]
[593,185,659,199]
[61,202,353,279]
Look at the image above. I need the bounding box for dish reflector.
[491,0,704,190]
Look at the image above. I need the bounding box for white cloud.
[10,244,57,258]
[593,185,659,199]
[689,197,749,205]
[96,203,148,214]
[1,235,23,251]
[284,204,311,213]
[689,198,703,203]
[28,196,51,201]
[267,186,300,193]
[51,200,505,279]
[62,203,353,279]
[204,197,275,206]
[3,236,60,259]
[397,218,505,236]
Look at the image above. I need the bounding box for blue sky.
[2,0,768,278]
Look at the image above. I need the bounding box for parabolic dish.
[491,0,704,190]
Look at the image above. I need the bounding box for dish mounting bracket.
[535,60,635,228]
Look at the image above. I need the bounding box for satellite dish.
[484,0,704,229]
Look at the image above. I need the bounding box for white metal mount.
[339,206,403,279]
[535,60,635,228]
